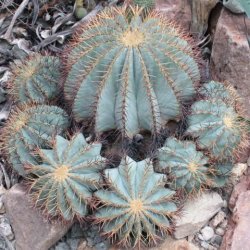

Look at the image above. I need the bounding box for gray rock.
[0,197,5,214]
[201,226,214,241]
[66,239,80,250]
[210,211,226,227]
[174,192,223,239]
[201,241,210,249]
[3,184,72,250]
[215,227,225,236]
[55,242,70,250]
[0,217,14,241]
[220,219,228,229]
[211,235,222,246]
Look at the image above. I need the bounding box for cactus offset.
[94,156,177,247]
[1,104,69,175]
[63,6,200,138]
[9,54,60,104]
[157,138,210,193]
[27,134,106,220]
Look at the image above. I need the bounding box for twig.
[3,0,30,40]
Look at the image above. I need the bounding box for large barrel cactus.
[9,54,60,104]
[27,134,106,220]
[0,104,69,175]
[94,156,177,247]
[63,6,200,138]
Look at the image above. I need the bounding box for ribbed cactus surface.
[63,7,200,138]
[186,81,247,160]
[158,138,210,192]
[28,134,106,220]
[1,105,69,175]
[94,156,177,247]
[10,54,60,104]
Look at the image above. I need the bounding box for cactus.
[94,156,177,247]
[157,137,210,193]
[9,54,60,104]
[27,134,106,220]
[63,6,200,138]
[199,81,239,106]
[186,97,246,160]
[133,0,155,9]
[1,104,69,175]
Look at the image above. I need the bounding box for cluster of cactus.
[0,4,248,248]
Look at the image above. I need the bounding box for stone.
[66,239,80,250]
[55,242,70,250]
[211,235,223,246]
[229,174,250,211]
[201,241,210,249]
[201,226,214,241]
[247,156,250,167]
[210,8,250,119]
[215,227,225,236]
[210,211,226,227]
[77,239,88,250]
[174,192,223,239]
[220,219,228,229]
[0,217,14,241]
[231,164,248,177]
[155,0,191,30]
[0,197,5,214]
[3,184,72,250]
[221,191,250,249]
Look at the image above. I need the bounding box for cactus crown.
[63,6,200,138]
[27,134,106,220]
[94,156,177,247]
[0,104,69,175]
[9,54,60,104]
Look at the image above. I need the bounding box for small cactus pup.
[9,54,60,104]
[157,137,210,193]
[94,156,177,247]
[27,133,106,221]
[186,81,248,160]
[63,6,200,138]
[0,104,69,176]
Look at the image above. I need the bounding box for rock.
[221,191,250,249]
[215,227,225,236]
[211,235,223,246]
[220,219,228,229]
[3,184,72,250]
[247,157,250,167]
[201,226,214,241]
[55,242,70,250]
[0,217,14,241]
[231,164,248,177]
[155,0,191,30]
[201,241,210,249]
[174,192,223,239]
[210,8,250,119]
[229,174,250,211]
[66,239,80,250]
[211,211,226,227]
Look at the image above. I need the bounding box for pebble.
[247,156,250,167]
[66,238,80,250]
[215,227,225,236]
[201,241,210,249]
[211,211,226,227]
[201,226,214,241]
[0,199,5,214]
[231,163,248,177]
[211,235,222,246]
[77,239,87,250]
[0,217,14,241]
[220,219,228,229]
[55,242,70,250]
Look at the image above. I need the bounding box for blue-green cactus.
[186,97,246,160]
[63,6,200,138]
[94,156,177,247]
[10,54,60,104]
[27,133,106,220]
[1,104,69,175]
[157,137,210,192]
